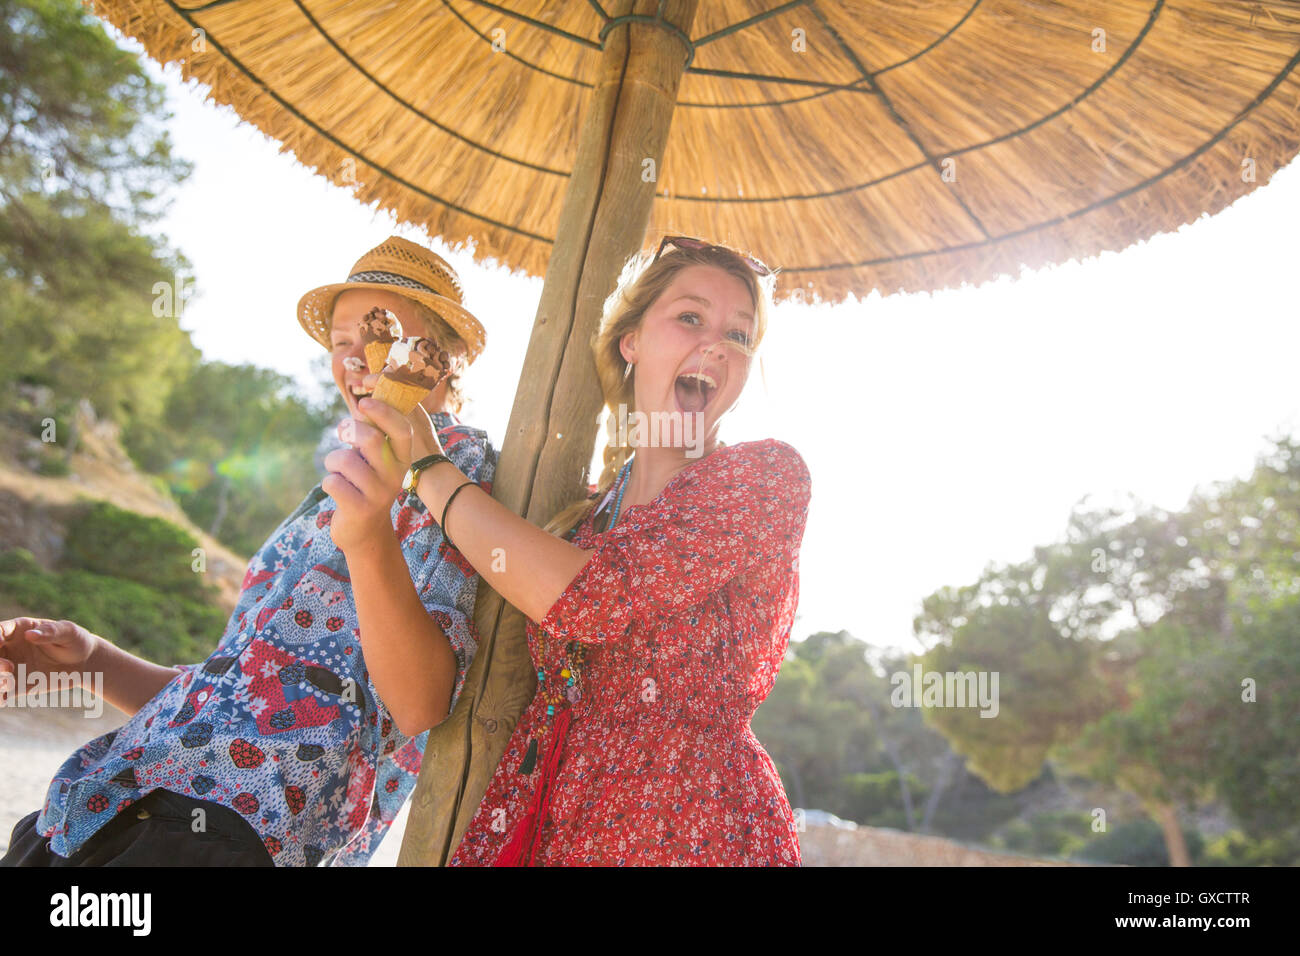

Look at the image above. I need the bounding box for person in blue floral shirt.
[0,236,498,867]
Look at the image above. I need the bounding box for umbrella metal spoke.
[185,0,252,12]
[873,0,986,77]
[693,0,811,48]
[682,66,877,94]
[437,0,595,88]
[461,0,603,49]
[295,0,572,175]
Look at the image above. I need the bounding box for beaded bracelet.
[441,480,477,552]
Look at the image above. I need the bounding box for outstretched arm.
[418,460,594,626]
[0,617,182,716]
[86,632,185,715]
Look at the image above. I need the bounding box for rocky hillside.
[0,394,247,613]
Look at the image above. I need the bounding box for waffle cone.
[364,341,393,375]
[372,375,430,414]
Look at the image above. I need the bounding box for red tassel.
[493,807,535,867]
[493,707,574,867]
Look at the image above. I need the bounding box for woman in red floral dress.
[347,237,811,865]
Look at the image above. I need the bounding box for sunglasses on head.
[652,235,773,277]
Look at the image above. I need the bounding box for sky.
[134,44,1300,656]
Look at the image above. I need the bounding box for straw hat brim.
[298,281,486,364]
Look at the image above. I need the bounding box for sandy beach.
[0,703,124,857]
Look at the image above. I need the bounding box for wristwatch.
[404,453,454,496]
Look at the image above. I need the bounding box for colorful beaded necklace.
[518,456,634,775]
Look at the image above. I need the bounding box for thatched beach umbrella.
[90,0,1300,864]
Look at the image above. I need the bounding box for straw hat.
[298,236,486,364]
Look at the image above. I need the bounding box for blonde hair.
[410,300,468,415]
[542,242,776,539]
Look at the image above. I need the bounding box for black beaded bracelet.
[441,480,477,551]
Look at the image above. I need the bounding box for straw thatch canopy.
[93,0,1300,304]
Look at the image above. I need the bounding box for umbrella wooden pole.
[399,0,700,866]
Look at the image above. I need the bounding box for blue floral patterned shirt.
[35,412,497,866]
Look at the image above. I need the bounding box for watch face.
[403,468,416,493]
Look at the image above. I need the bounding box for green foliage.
[0,0,199,427]
[1199,829,1300,867]
[754,631,1031,842]
[0,548,39,576]
[838,771,925,831]
[0,0,342,559]
[994,810,1096,859]
[27,412,67,440]
[122,359,342,555]
[62,500,213,602]
[0,190,201,428]
[0,547,225,666]
[1070,818,1205,867]
[0,0,189,219]
[34,453,70,476]
[924,768,1026,839]
[914,433,1300,864]
[754,632,874,809]
[918,600,1112,793]
[1198,595,1300,848]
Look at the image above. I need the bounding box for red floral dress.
[449,438,811,866]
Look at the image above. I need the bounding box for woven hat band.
[346,270,437,296]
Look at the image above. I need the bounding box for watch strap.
[405,453,453,494]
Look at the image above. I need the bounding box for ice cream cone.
[372,375,430,414]
[364,341,392,375]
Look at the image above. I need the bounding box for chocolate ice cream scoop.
[382,336,453,389]
[360,308,404,373]
[359,307,403,344]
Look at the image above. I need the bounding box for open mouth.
[348,384,372,407]
[674,371,717,414]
